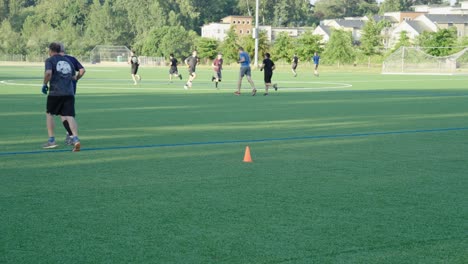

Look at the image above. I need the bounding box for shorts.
[169,67,178,75]
[188,67,196,76]
[292,63,297,70]
[214,71,222,80]
[314,64,319,70]
[239,66,251,78]
[47,95,75,117]
[131,65,139,74]
[264,72,273,83]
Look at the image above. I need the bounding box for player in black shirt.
[184,50,199,90]
[129,50,141,85]
[169,53,182,82]
[291,54,298,77]
[259,53,278,96]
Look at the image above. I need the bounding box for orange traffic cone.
[243,146,253,163]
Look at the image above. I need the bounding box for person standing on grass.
[313,52,320,76]
[168,53,182,83]
[42,42,81,152]
[129,50,141,85]
[59,43,86,146]
[259,53,278,96]
[291,54,299,77]
[184,50,200,90]
[235,47,257,96]
[211,53,223,89]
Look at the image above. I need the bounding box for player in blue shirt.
[235,47,257,96]
[313,52,320,76]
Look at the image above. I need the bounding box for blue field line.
[1,126,468,157]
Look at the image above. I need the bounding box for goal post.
[90,45,131,64]
[382,46,468,75]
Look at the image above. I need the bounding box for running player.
[184,50,199,90]
[259,53,277,96]
[211,53,223,89]
[313,52,320,76]
[235,47,256,96]
[129,50,141,85]
[291,54,298,77]
[169,53,182,83]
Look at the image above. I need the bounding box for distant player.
[129,50,141,85]
[184,50,200,90]
[259,53,277,96]
[59,43,86,146]
[168,53,182,83]
[313,52,320,76]
[235,47,256,96]
[211,53,223,89]
[291,54,298,77]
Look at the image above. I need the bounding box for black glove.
[42,84,48,95]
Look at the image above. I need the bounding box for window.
[232,21,236,24]
[240,30,243,34]
[238,20,241,24]
[247,30,250,34]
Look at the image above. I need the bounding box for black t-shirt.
[45,55,75,96]
[185,56,199,69]
[170,58,178,67]
[262,58,275,73]
[130,55,139,67]
[293,56,298,64]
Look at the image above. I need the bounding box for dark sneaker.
[263,93,268,96]
[211,76,215,82]
[43,141,58,149]
[179,74,182,80]
[252,89,257,96]
[273,84,278,91]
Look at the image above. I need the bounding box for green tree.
[360,18,385,56]
[323,29,355,66]
[314,0,379,20]
[0,20,25,54]
[295,30,323,61]
[393,30,411,51]
[416,27,458,56]
[379,0,402,13]
[220,27,239,63]
[271,32,293,61]
[85,0,133,47]
[196,37,219,60]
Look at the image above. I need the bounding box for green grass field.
[1,64,467,263]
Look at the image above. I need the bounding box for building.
[201,16,253,41]
[201,15,313,42]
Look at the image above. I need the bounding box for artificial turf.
[0,65,467,263]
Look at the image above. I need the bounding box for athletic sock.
[62,120,72,136]
[48,136,55,143]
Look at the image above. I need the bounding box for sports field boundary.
[1,126,467,157]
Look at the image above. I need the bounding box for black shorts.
[264,72,273,83]
[292,63,298,70]
[131,65,139,74]
[169,67,178,75]
[188,67,196,76]
[47,95,75,117]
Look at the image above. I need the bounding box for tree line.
[0,0,465,64]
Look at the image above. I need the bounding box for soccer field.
[1,65,467,263]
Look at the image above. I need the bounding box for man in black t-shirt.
[259,53,278,96]
[184,50,199,90]
[169,53,182,82]
[129,50,141,85]
[291,54,298,77]
[42,42,81,152]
